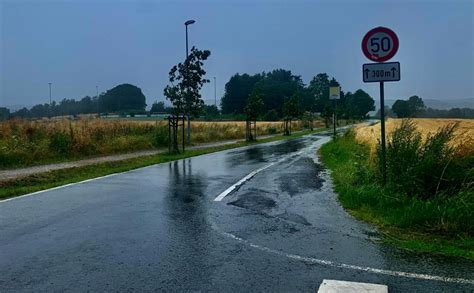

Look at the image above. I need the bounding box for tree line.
[376,95,474,119]
[220,70,375,124]
[3,84,147,119]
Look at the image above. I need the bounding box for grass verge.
[319,132,474,260]
[0,129,319,200]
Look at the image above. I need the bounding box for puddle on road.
[228,193,276,211]
[278,157,325,196]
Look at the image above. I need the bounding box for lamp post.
[184,19,195,145]
[184,19,195,58]
[214,77,217,107]
[96,85,99,117]
[48,82,52,118]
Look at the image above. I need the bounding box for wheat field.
[0,118,321,168]
[356,118,474,150]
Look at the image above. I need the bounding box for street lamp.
[96,85,99,117]
[214,77,217,107]
[48,82,52,118]
[184,19,196,145]
[184,19,195,58]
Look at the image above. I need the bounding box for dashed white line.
[218,230,474,285]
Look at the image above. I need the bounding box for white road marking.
[217,230,474,285]
[318,279,388,293]
[0,165,157,203]
[214,162,277,201]
[213,150,306,202]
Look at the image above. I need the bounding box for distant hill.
[374,98,474,110]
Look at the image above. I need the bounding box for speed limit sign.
[361,27,399,62]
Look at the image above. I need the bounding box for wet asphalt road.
[1,133,473,292]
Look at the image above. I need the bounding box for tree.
[408,95,426,117]
[0,107,10,121]
[392,100,411,118]
[100,84,146,113]
[375,106,396,119]
[307,73,330,113]
[345,89,375,119]
[221,73,263,114]
[150,101,166,113]
[164,46,211,144]
[283,93,302,135]
[254,69,303,117]
[245,91,264,141]
[392,96,426,118]
[203,105,220,119]
[12,107,31,118]
[245,91,264,121]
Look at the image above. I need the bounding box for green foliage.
[380,120,472,200]
[245,91,264,121]
[254,69,303,116]
[9,84,149,119]
[164,47,211,117]
[419,107,474,118]
[263,109,279,121]
[219,70,375,122]
[344,90,375,119]
[408,95,426,116]
[150,101,166,113]
[221,73,263,114]
[49,132,72,155]
[202,105,220,120]
[283,93,302,119]
[153,126,169,147]
[0,107,10,121]
[320,131,474,259]
[100,84,147,113]
[266,125,278,134]
[392,96,426,118]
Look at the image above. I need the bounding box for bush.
[379,119,473,200]
[49,132,72,155]
[153,126,169,147]
[266,126,278,135]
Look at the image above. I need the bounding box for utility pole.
[48,82,52,119]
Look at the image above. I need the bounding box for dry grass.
[0,118,321,168]
[356,118,474,151]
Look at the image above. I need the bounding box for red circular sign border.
[362,27,399,62]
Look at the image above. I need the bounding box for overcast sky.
[1,0,473,109]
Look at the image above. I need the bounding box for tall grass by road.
[320,120,473,259]
[0,119,316,169]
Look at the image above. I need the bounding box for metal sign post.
[361,26,400,184]
[379,81,386,183]
[329,86,340,138]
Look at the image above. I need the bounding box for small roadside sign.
[329,86,340,100]
[361,27,399,62]
[363,62,400,83]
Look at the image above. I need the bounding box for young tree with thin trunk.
[283,93,301,135]
[164,47,211,145]
[245,91,264,141]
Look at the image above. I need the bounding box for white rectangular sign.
[363,62,400,83]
